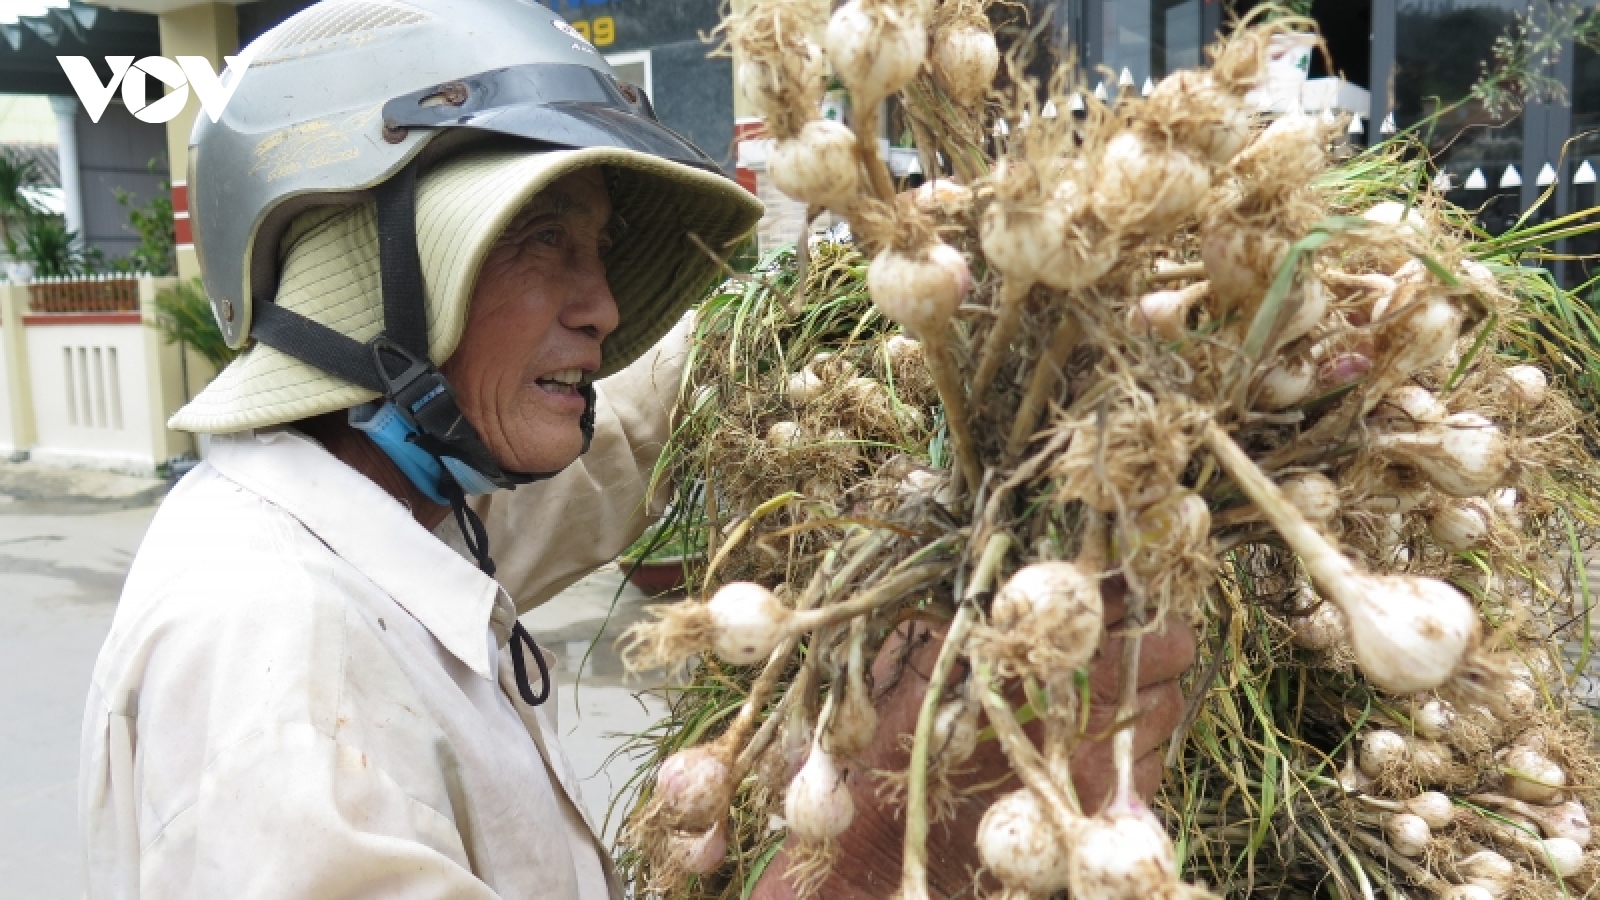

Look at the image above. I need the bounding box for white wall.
[25,322,158,474]
[0,326,13,456]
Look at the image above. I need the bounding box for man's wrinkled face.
[443,168,620,473]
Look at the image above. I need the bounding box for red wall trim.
[174,216,193,244]
[171,183,189,215]
[733,117,765,198]
[23,313,142,326]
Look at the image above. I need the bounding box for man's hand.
[750,577,1198,900]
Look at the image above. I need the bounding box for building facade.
[1052,0,1600,284]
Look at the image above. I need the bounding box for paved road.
[0,462,667,899]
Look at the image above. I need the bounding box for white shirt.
[79,428,619,899]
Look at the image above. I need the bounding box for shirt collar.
[206,428,501,681]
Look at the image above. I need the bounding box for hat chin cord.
[249,159,581,708]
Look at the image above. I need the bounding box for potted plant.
[617,512,705,596]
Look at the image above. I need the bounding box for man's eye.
[534,227,564,246]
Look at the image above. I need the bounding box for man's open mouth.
[536,368,589,395]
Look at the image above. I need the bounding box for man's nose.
[564,258,621,342]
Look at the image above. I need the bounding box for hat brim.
[171,147,762,434]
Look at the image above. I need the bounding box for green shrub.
[15,212,86,276]
[151,277,235,369]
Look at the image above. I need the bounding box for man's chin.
[497,428,584,475]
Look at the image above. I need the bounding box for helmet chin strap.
[252,158,588,707]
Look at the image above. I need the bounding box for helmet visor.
[381,62,721,173]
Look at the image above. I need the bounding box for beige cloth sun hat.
[171,147,762,434]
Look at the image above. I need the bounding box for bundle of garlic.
[614,4,1600,899]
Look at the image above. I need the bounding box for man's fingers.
[1071,680,1187,812]
[1086,612,1198,702]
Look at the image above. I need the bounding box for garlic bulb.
[734,35,825,124]
[912,179,973,218]
[1339,754,1374,793]
[825,0,926,108]
[786,368,824,405]
[1382,296,1469,380]
[1385,812,1432,857]
[1415,699,1457,743]
[1365,200,1430,231]
[1356,729,1458,783]
[1317,351,1373,389]
[1391,258,1430,287]
[1541,837,1585,877]
[770,120,862,211]
[1145,70,1253,164]
[825,637,878,758]
[1411,738,1457,781]
[1332,572,1481,693]
[1036,176,1119,291]
[1278,276,1331,345]
[1092,131,1210,234]
[867,241,971,339]
[1474,794,1591,846]
[1535,799,1591,846]
[1490,488,1524,530]
[1200,219,1290,306]
[1428,500,1490,552]
[1208,423,1482,694]
[885,333,922,366]
[1373,385,1446,426]
[1373,412,1511,498]
[656,744,735,830]
[811,351,857,381]
[1235,113,1328,185]
[1066,796,1179,900]
[707,582,792,665]
[930,697,980,766]
[1501,745,1567,805]
[987,561,1104,673]
[931,22,997,107]
[1442,885,1497,900]
[1131,491,1211,551]
[785,744,854,843]
[980,195,1071,286]
[1291,600,1346,651]
[1501,364,1548,408]
[1360,730,1409,777]
[1257,354,1316,410]
[767,420,804,449]
[1457,850,1515,897]
[897,468,945,502]
[1280,473,1340,523]
[1494,676,1540,721]
[1405,791,1456,829]
[976,789,1074,894]
[669,819,728,876]
[1128,282,1207,342]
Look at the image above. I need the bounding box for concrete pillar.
[47,95,85,245]
[0,283,36,457]
[1369,0,1396,146]
[138,274,193,462]
[156,2,238,281]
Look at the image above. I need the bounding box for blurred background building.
[1044,0,1600,283]
[2,0,1600,276]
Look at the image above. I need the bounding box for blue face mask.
[348,401,500,506]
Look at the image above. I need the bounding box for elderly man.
[80,1,1193,897]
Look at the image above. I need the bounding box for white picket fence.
[0,275,202,475]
